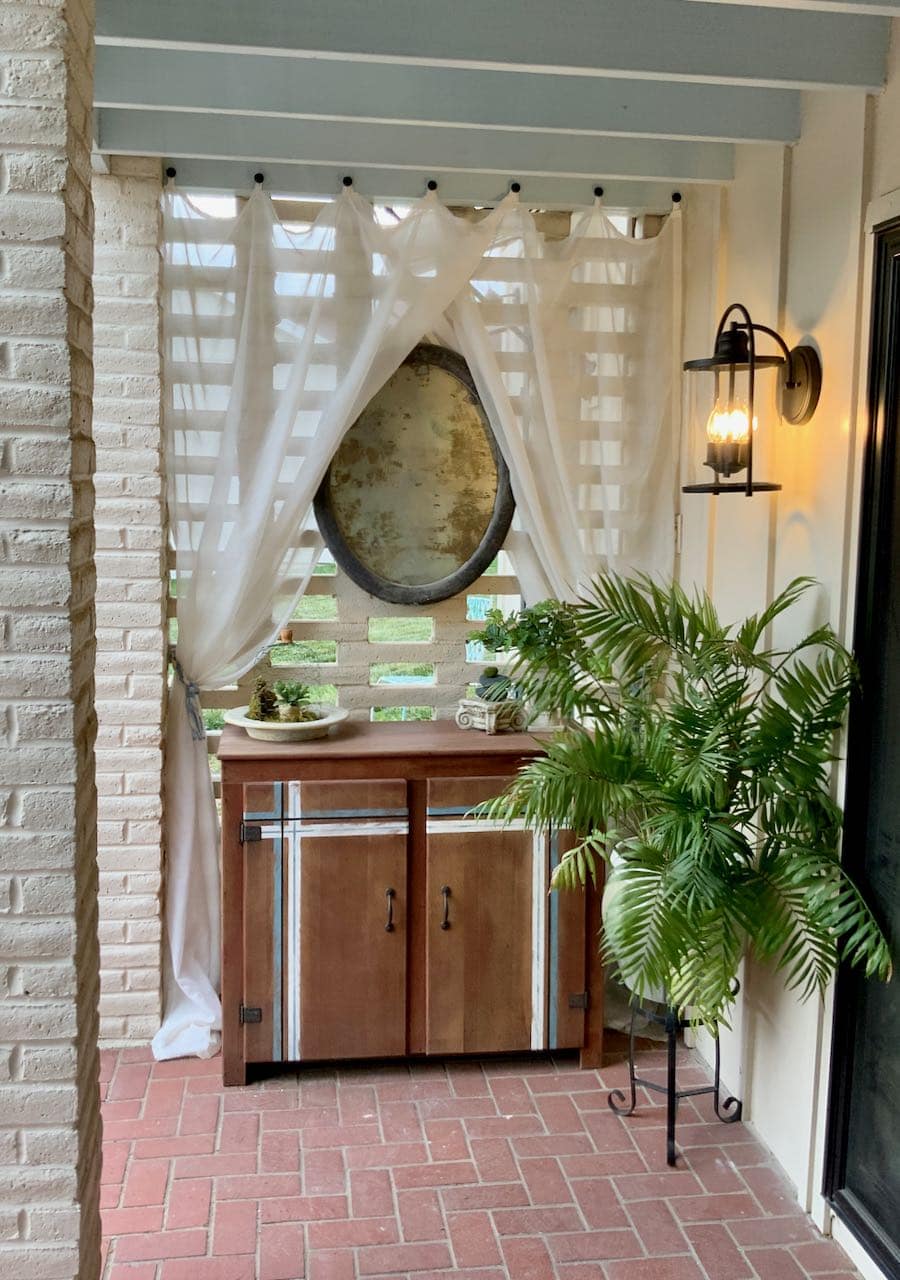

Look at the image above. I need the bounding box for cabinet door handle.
[385,887,396,932]
[440,884,451,930]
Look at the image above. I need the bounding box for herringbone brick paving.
[100,1045,861,1280]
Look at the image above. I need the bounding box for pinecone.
[248,675,278,721]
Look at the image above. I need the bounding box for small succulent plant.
[476,666,514,702]
[273,680,311,706]
[273,680,320,723]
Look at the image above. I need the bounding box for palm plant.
[482,574,891,1028]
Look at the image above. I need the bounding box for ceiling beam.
[683,0,900,14]
[94,0,889,91]
[95,46,801,145]
[158,158,686,212]
[97,109,736,183]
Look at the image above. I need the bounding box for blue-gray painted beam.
[98,109,736,183]
[684,0,900,14]
[94,0,889,90]
[94,46,801,144]
[157,158,687,212]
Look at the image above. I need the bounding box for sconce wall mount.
[778,344,822,427]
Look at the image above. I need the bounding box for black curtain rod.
[163,166,686,207]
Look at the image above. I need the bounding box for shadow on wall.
[785,169,859,332]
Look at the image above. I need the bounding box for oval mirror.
[314,344,515,605]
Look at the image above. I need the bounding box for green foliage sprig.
[480,574,891,1028]
[469,599,610,716]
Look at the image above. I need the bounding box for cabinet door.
[286,780,408,1061]
[425,777,544,1056]
[241,783,286,1064]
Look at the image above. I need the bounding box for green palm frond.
[579,574,731,683]
[601,847,691,1001]
[550,831,608,890]
[775,648,857,738]
[735,576,816,653]
[758,847,892,991]
[667,915,746,1028]
[478,722,657,835]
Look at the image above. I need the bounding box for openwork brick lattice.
[193,560,521,739]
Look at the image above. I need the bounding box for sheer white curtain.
[156,187,512,1060]
[157,187,680,1060]
[447,201,682,602]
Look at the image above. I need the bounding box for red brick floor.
[99,1045,860,1280]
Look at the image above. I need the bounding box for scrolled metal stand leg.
[608,1002,638,1116]
[666,1010,678,1167]
[712,1028,743,1124]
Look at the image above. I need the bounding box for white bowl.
[223,705,349,743]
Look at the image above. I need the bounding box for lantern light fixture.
[682,302,822,497]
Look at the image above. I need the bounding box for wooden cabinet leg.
[221,781,245,1087]
[580,877,604,1069]
[222,1059,249,1088]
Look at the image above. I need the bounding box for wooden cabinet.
[220,721,603,1085]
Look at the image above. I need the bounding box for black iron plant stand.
[608,997,743,1166]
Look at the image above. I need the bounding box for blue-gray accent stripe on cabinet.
[244,782,284,822]
[287,807,407,821]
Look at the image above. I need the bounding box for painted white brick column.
[0,1,102,1277]
[92,158,165,1045]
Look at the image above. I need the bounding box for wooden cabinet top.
[217,720,548,781]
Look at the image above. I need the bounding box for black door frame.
[823,215,900,1280]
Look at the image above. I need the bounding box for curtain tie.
[170,651,206,741]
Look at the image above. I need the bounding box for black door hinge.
[239,822,262,844]
[568,991,590,1010]
[239,1005,262,1024]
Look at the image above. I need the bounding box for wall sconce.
[682,302,822,496]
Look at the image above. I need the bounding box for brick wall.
[92,158,165,1046]
[0,0,102,1276]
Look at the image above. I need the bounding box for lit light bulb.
[706,400,755,445]
[703,400,757,479]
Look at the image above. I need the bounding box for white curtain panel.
[157,188,680,1060]
[448,201,682,602]
[155,188,513,1060]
